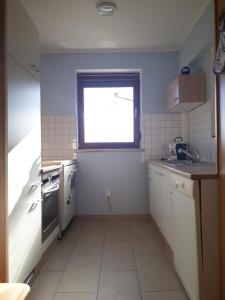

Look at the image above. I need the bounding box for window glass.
[77,73,140,149]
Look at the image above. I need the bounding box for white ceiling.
[20,0,210,53]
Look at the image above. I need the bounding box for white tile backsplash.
[142,113,181,160]
[188,102,216,162]
[42,105,216,163]
[41,115,77,161]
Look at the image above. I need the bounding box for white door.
[7,54,41,282]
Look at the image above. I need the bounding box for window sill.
[75,148,144,153]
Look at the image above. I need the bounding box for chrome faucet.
[177,148,200,163]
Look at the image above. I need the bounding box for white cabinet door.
[7,54,41,282]
[150,166,167,234]
[148,165,159,222]
[149,164,163,227]
[7,0,39,80]
[148,164,174,249]
[159,171,173,247]
[171,188,200,300]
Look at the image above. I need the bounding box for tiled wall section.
[141,114,181,160]
[188,102,216,162]
[41,110,215,162]
[41,116,77,160]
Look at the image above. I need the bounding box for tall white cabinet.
[6,0,41,283]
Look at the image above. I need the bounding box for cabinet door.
[7,55,41,282]
[148,165,153,213]
[159,171,173,247]
[148,165,159,222]
[7,0,39,80]
[171,189,200,300]
[154,169,164,230]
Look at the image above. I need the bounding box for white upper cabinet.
[7,0,40,80]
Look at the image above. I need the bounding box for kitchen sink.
[162,160,215,167]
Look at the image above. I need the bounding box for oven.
[42,169,60,242]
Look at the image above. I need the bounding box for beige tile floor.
[27,218,189,300]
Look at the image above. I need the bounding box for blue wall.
[41,52,178,115]
[40,1,214,215]
[178,0,215,138]
[40,51,177,215]
[178,1,213,68]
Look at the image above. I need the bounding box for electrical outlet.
[106,190,112,198]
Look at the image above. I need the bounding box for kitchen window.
[77,72,141,149]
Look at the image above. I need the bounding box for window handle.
[139,131,142,141]
[134,107,138,118]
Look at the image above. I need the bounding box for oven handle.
[43,184,60,196]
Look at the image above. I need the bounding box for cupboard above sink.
[166,74,206,112]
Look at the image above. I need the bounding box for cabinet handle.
[155,170,164,176]
[28,202,38,213]
[30,182,41,189]
[30,64,40,73]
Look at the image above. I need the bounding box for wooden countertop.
[0,283,30,300]
[148,160,218,180]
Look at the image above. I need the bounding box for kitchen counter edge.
[148,160,218,180]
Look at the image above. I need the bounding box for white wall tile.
[142,113,182,160]
[41,115,77,161]
[42,109,216,163]
[188,102,216,162]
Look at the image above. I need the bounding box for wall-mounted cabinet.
[166,75,206,112]
[7,0,40,80]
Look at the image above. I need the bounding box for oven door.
[42,183,59,242]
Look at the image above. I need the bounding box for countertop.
[41,160,77,173]
[0,283,30,300]
[148,160,218,180]
[41,164,62,173]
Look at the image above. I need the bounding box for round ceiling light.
[96,2,117,16]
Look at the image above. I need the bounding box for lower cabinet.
[148,163,220,300]
[149,163,199,299]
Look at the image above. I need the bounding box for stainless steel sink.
[162,160,215,167]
